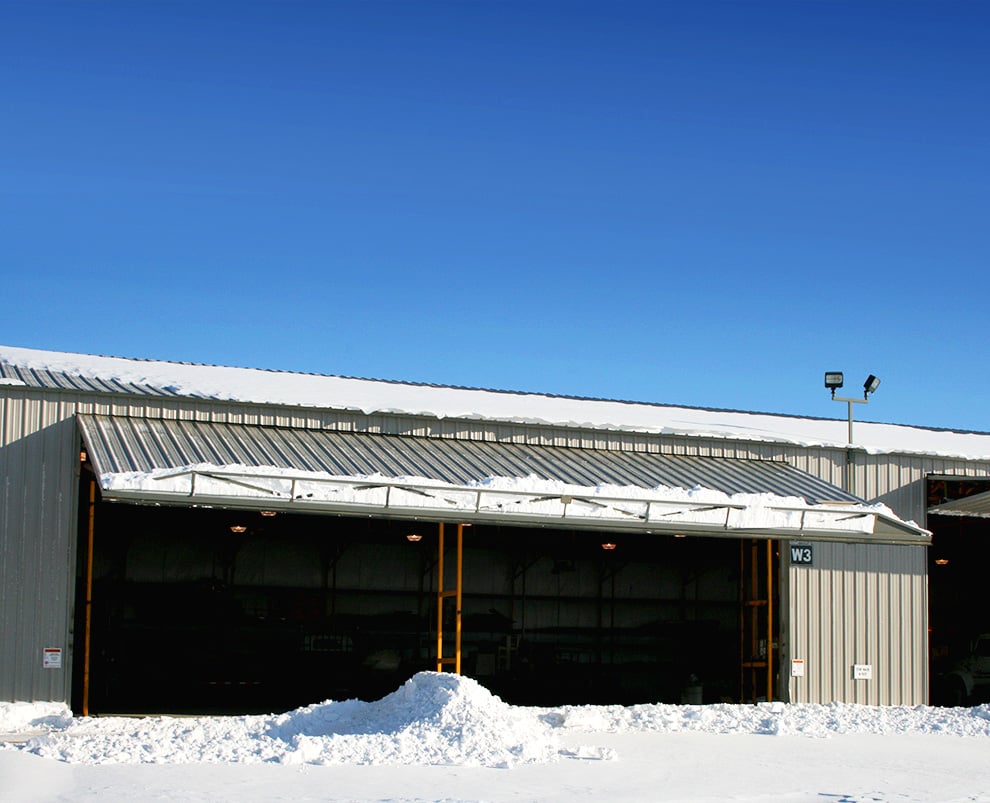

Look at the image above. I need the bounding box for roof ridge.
[3,344,990,438]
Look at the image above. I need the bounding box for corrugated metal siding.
[787,541,927,705]
[0,394,79,703]
[0,383,977,706]
[77,414,864,505]
[861,451,990,526]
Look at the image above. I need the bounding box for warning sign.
[43,647,62,669]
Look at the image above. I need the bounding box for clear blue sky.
[2,1,987,431]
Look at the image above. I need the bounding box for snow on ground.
[3,672,990,802]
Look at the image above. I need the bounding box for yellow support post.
[436,522,445,671]
[740,538,775,703]
[435,522,466,673]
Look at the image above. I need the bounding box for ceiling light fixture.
[260,510,277,517]
[601,542,617,551]
[406,533,423,542]
[229,525,247,534]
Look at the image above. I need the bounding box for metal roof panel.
[78,414,858,503]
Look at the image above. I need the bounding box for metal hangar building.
[1,346,986,714]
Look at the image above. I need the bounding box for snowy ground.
[3,672,990,803]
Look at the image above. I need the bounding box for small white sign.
[791,659,806,677]
[43,647,62,669]
[853,663,873,680]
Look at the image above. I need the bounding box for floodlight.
[864,375,880,395]
[824,372,844,394]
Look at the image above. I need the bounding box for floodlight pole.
[825,372,880,494]
[831,394,868,445]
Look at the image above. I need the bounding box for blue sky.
[2,1,987,431]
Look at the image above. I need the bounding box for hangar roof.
[3,345,990,461]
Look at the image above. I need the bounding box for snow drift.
[4,673,990,769]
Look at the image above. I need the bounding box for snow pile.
[545,700,990,738]
[5,675,990,770]
[7,673,558,768]
[267,671,558,766]
[0,701,72,734]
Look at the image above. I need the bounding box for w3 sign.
[789,544,814,565]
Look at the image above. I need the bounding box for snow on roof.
[3,345,990,461]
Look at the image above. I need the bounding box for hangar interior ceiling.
[73,491,779,715]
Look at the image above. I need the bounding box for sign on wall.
[42,647,62,669]
[789,543,814,565]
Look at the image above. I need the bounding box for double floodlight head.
[824,371,880,399]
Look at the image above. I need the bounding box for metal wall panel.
[786,541,927,705]
[0,393,80,703]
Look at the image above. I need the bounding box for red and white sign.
[43,647,62,669]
